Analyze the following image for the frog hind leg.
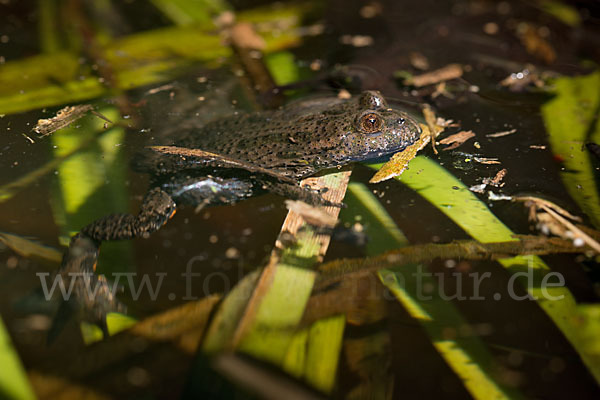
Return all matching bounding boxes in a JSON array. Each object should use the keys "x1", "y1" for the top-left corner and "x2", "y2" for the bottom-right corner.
[{"x1": 52, "y1": 188, "x2": 176, "y2": 340}]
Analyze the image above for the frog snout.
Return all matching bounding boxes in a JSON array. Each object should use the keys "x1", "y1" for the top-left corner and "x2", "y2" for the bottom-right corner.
[{"x1": 401, "y1": 115, "x2": 421, "y2": 135}]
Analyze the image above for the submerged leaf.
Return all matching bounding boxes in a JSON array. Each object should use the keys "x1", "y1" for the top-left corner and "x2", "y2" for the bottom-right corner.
[
  {"x1": 0, "y1": 232, "x2": 61, "y2": 266},
  {"x1": 0, "y1": 318, "x2": 36, "y2": 400},
  {"x1": 541, "y1": 71, "x2": 600, "y2": 228},
  {"x1": 32, "y1": 105, "x2": 102, "y2": 137},
  {"x1": 336, "y1": 182, "x2": 524, "y2": 399},
  {"x1": 376, "y1": 155, "x2": 600, "y2": 384},
  {"x1": 537, "y1": 0, "x2": 582, "y2": 27},
  {"x1": 0, "y1": 3, "x2": 321, "y2": 115},
  {"x1": 203, "y1": 171, "x2": 350, "y2": 394}
]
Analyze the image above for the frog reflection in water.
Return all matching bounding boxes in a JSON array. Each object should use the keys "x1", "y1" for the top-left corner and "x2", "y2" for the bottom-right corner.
[{"x1": 58, "y1": 90, "x2": 421, "y2": 335}]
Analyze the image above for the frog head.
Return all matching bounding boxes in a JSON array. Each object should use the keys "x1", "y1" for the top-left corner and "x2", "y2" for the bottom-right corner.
[{"x1": 341, "y1": 90, "x2": 422, "y2": 162}]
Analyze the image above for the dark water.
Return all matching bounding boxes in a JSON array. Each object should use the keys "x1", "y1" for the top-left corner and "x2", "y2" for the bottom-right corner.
[{"x1": 1, "y1": 0, "x2": 599, "y2": 399}]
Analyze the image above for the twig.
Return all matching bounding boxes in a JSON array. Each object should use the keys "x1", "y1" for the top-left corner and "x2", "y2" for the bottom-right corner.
[{"x1": 315, "y1": 235, "x2": 590, "y2": 290}]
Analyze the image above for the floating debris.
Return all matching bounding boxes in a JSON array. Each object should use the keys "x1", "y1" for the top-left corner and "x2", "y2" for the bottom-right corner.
[
  {"x1": 470, "y1": 169, "x2": 507, "y2": 194},
  {"x1": 403, "y1": 63, "x2": 463, "y2": 87},
  {"x1": 490, "y1": 194, "x2": 600, "y2": 253},
  {"x1": 339, "y1": 34, "x2": 374, "y2": 47},
  {"x1": 431, "y1": 82, "x2": 454, "y2": 99},
  {"x1": 514, "y1": 22, "x2": 556, "y2": 64},
  {"x1": 359, "y1": 2, "x2": 383, "y2": 19},
  {"x1": 409, "y1": 51, "x2": 430, "y2": 70},
  {"x1": 469, "y1": 183, "x2": 487, "y2": 194},
  {"x1": 440, "y1": 130, "x2": 476, "y2": 151},
  {"x1": 500, "y1": 67, "x2": 544, "y2": 91},
  {"x1": 473, "y1": 156, "x2": 501, "y2": 165},
  {"x1": 146, "y1": 83, "x2": 176, "y2": 95},
  {"x1": 486, "y1": 128, "x2": 517, "y2": 138},
  {"x1": 423, "y1": 104, "x2": 445, "y2": 154},
  {"x1": 21, "y1": 133, "x2": 35, "y2": 143},
  {"x1": 436, "y1": 117, "x2": 459, "y2": 128},
  {"x1": 483, "y1": 168, "x2": 507, "y2": 187},
  {"x1": 32, "y1": 104, "x2": 112, "y2": 137}
]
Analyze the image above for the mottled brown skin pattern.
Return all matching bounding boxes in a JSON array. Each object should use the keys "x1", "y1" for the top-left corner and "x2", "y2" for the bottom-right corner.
[
  {"x1": 148, "y1": 90, "x2": 421, "y2": 180},
  {"x1": 55, "y1": 91, "x2": 421, "y2": 337}
]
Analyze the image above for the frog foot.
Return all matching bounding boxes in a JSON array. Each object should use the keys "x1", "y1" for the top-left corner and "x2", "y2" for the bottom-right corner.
[{"x1": 51, "y1": 188, "x2": 176, "y2": 339}]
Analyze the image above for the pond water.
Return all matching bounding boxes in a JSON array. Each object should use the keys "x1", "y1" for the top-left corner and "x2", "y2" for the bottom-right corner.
[{"x1": 0, "y1": 0, "x2": 599, "y2": 399}]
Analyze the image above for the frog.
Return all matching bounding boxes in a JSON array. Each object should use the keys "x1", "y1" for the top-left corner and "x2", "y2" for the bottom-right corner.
[{"x1": 55, "y1": 90, "x2": 421, "y2": 337}]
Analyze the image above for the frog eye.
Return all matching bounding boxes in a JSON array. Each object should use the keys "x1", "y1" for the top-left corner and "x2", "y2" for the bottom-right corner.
[{"x1": 357, "y1": 112, "x2": 384, "y2": 134}]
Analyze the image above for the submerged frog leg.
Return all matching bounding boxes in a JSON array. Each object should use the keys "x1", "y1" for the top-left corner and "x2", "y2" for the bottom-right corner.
[
  {"x1": 52, "y1": 188, "x2": 176, "y2": 339},
  {"x1": 264, "y1": 181, "x2": 344, "y2": 208},
  {"x1": 81, "y1": 187, "x2": 177, "y2": 240}
]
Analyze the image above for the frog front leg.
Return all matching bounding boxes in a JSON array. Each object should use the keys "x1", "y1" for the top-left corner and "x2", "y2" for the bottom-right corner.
[{"x1": 54, "y1": 188, "x2": 176, "y2": 338}]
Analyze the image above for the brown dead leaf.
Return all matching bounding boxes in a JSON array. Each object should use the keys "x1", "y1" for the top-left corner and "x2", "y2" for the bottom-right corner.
[
  {"x1": 431, "y1": 82, "x2": 454, "y2": 99},
  {"x1": 486, "y1": 128, "x2": 517, "y2": 138},
  {"x1": 405, "y1": 63, "x2": 463, "y2": 87},
  {"x1": 369, "y1": 123, "x2": 431, "y2": 183},
  {"x1": 473, "y1": 156, "x2": 501, "y2": 165},
  {"x1": 339, "y1": 35, "x2": 374, "y2": 47},
  {"x1": 436, "y1": 117, "x2": 459, "y2": 128},
  {"x1": 483, "y1": 168, "x2": 507, "y2": 187},
  {"x1": 513, "y1": 195, "x2": 600, "y2": 253},
  {"x1": 439, "y1": 130, "x2": 475, "y2": 151},
  {"x1": 423, "y1": 104, "x2": 445, "y2": 154},
  {"x1": 500, "y1": 67, "x2": 544, "y2": 91},
  {"x1": 409, "y1": 51, "x2": 429, "y2": 70},
  {"x1": 515, "y1": 23, "x2": 556, "y2": 64},
  {"x1": 33, "y1": 105, "x2": 96, "y2": 137},
  {"x1": 469, "y1": 168, "x2": 507, "y2": 193}
]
